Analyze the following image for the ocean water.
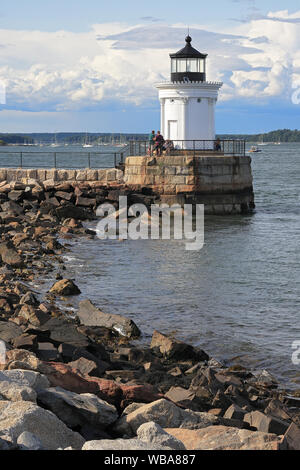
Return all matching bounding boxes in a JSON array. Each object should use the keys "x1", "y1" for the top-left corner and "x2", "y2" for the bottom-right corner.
[
  {"x1": 0, "y1": 144, "x2": 126, "y2": 169},
  {"x1": 6, "y1": 143, "x2": 300, "y2": 388}
]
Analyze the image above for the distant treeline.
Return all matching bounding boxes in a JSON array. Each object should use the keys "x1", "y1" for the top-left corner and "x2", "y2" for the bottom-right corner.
[
  {"x1": 217, "y1": 129, "x2": 300, "y2": 143},
  {"x1": 0, "y1": 134, "x2": 34, "y2": 144},
  {"x1": 1, "y1": 129, "x2": 300, "y2": 144}
]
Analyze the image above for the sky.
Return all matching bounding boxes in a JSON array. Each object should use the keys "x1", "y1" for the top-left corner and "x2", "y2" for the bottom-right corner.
[{"x1": 0, "y1": 0, "x2": 300, "y2": 134}]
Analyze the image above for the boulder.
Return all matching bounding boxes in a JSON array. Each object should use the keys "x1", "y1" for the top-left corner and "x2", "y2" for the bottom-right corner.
[
  {"x1": 55, "y1": 204, "x2": 92, "y2": 221},
  {"x1": 39, "y1": 318, "x2": 89, "y2": 348},
  {"x1": 0, "y1": 381, "x2": 36, "y2": 402},
  {"x1": 35, "y1": 362, "x2": 161, "y2": 408},
  {"x1": 137, "y1": 422, "x2": 186, "y2": 450},
  {"x1": 165, "y1": 426, "x2": 285, "y2": 450},
  {"x1": 68, "y1": 357, "x2": 100, "y2": 377},
  {"x1": 18, "y1": 305, "x2": 50, "y2": 327},
  {"x1": 19, "y1": 292, "x2": 39, "y2": 306},
  {"x1": 82, "y1": 438, "x2": 173, "y2": 451},
  {"x1": 2, "y1": 349, "x2": 41, "y2": 372},
  {"x1": 0, "y1": 401, "x2": 85, "y2": 449},
  {"x1": 0, "y1": 369, "x2": 49, "y2": 391},
  {"x1": 36, "y1": 343, "x2": 59, "y2": 361},
  {"x1": 36, "y1": 386, "x2": 118, "y2": 430},
  {"x1": 244, "y1": 410, "x2": 290, "y2": 435},
  {"x1": 12, "y1": 334, "x2": 38, "y2": 351},
  {"x1": 78, "y1": 300, "x2": 140, "y2": 339},
  {"x1": 164, "y1": 387, "x2": 197, "y2": 408},
  {"x1": 0, "y1": 322, "x2": 23, "y2": 343},
  {"x1": 17, "y1": 431, "x2": 44, "y2": 450},
  {"x1": 224, "y1": 404, "x2": 247, "y2": 421},
  {"x1": 0, "y1": 242, "x2": 23, "y2": 267},
  {"x1": 150, "y1": 330, "x2": 208, "y2": 362},
  {"x1": 283, "y1": 423, "x2": 300, "y2": 450},
  {"x1": 50, "y1": 279, "x2": 81, "y2": 296},
  {"x1": 112, "y1": 398, "x2": 219, "y2": 437}
]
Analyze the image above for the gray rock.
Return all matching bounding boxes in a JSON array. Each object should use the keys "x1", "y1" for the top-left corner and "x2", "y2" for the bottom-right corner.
[
  {"x1": 78, "y1": 299, "x2": 140, "y2": 339},
  {"x1": 0, "y1": 369, "x2": 50, "y2": 391},
  {"x1": 0, "y1": 381, "x2": 36, "y2": 403},
  {"x1": 137, "y1": 422, "x2": 186, "y2": 450},
  {"x1": 122, "y1": 402, "x2": 147, "y2": 416},
  {"x1": 113, "y1": 398, "x2": 219, "y2": 437},
  {"x1": 37, "y1": 386, "x2": 118, "y2": 429},
  {"x1": 82, "y1": 438, "x2": 174, "y2": 451},
  {"x1": 0, "y1": 401, "x2": 85, "y2": 450},
  {"x1": 17, "y1": 431, "x2": 44, "y2": 450},
  {"x1": 39, "y1": 318, "x2": 89, "y2": 348},
  {"x1": 0, "y1": 321, "x2": 23, "y2": 343}
]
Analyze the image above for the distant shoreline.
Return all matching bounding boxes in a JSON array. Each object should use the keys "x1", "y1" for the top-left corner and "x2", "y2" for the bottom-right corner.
[{"x1": 0, "y1": 129, "x2": 300, "y2": 144}]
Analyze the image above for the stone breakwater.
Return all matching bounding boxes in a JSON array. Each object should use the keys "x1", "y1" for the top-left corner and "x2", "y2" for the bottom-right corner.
[
  {"x1": 0, "y1": 153, "x2": 255, "y2": 215},
  {"x1": 0, "y1": 179, "x2": 299, "y2": 451}
]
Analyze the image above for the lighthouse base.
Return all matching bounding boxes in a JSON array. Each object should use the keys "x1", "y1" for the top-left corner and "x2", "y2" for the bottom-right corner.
[{"x1": 124, "y1": 154, "x2": 255, "y2": 215}]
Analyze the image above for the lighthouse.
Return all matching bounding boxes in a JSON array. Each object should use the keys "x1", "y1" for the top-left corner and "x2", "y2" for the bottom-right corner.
[{"x1": 155, "y1": 35, "x2": 223, "y2": 147}]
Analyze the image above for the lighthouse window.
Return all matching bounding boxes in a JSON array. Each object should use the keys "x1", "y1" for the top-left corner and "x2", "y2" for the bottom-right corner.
[
  {"x1": 171, "y1": 59, "x2": 176, "y2": 73},
  {"x1": 187, "y1": 59, "x2": 198, "y2": 73},
  {"x1": 177, "y1": 59, "x2": 187, "y2": 73},
  {"x1": 199, "y1": 59, "x2": 205, "y2": 73}
]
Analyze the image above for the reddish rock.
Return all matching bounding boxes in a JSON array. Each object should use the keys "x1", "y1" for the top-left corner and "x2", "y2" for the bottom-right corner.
[{"x1": 36, "y1": 361, "x2": 162, "y2": 408}]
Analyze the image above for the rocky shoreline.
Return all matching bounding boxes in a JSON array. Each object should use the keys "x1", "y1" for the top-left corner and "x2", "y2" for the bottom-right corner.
[{"x1": 0, "y1": 178, "x2": 299, "y2": 451}]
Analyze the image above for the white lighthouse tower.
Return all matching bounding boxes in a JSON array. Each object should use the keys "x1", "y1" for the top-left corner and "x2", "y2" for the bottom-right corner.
[{"x1": 155, "y1": 35, "x2": 222, "y2": 148}]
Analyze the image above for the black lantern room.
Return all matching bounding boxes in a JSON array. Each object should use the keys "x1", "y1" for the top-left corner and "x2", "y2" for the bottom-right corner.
[{"x1": 170, "y1": 36, "x2": 207, "y2": 83}]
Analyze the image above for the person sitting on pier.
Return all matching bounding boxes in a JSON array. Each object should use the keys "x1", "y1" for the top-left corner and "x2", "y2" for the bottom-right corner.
[
  {"x1": 214, "y1": 138, "x2": 222, "y2": 152},
  {"x1": 154, "y1": 131, "x2": 165, "y2": 156},
  {"x1": 163, "y1": 139, "x2": 174, "y2": 155}
]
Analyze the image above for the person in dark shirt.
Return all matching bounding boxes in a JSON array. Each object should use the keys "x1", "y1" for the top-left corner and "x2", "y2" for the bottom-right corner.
[{"x1": 155, "y1": 131, "x2": 165, "y2": 156}]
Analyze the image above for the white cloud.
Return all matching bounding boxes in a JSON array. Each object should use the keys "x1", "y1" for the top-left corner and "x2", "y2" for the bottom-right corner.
[{"x1": 0, "y1": 12, "x2": 299, "y2": 112}]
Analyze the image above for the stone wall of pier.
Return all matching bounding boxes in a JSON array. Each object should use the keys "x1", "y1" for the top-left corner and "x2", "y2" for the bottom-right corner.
[
  {"x1": 124, "y1": 155, "x2": 255, "y2": 214},
  {"x1": 0, "y1": 168, "x2": 124, "y2": 184}
]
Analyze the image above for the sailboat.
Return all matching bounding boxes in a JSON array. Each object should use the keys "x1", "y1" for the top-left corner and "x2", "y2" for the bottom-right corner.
[
  {"x1": 51, "y1": 133, "x2": 60, "y2": 147},
  {"x1": 257, "y1": 135, "x2": 268, "y2": 146},
  {"x1": 83, "y1": 133, "x2": 93, "y2": 148}
]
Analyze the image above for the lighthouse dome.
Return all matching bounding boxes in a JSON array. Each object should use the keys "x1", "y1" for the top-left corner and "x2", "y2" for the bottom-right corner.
[{"x1": 170, "y1": 36, "x2": 207, "y2": 83}]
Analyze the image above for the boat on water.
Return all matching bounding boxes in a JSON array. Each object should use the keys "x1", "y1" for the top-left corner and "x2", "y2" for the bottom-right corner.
[
  {"x1": 83, "y1": 132, "x2": 93, "y2": 148},
  {"x1": 249, "y1": 146, "x2": 262, "y2": 153}
]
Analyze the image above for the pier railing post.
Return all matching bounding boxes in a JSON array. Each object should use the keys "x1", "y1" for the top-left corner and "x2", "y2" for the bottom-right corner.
[
  {"x1": 88, "y1": 153, "x2": 91, "y2": 169},
  {"x1": 54, "y1": 153, "x2": 57, "y2": 168},
  {"x1": 20, "y1": 152, "x2": 23, "y2": 168}
]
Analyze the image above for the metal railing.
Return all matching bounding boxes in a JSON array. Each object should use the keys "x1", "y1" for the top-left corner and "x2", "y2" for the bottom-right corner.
[
  {"x1": 0, "y1": 148, "x2": 130, "y2": 169},
  {"x1": 129, "y1": 139, "x2": 246, "y2": 157}
]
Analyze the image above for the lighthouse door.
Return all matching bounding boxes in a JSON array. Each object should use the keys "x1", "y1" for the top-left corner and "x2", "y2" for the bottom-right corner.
[{"x1": 168, "y1": 120, "x2": 178, "y2": 141}]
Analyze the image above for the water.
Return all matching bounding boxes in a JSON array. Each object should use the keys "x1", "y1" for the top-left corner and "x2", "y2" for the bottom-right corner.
[
  {"x1": 0, "y1": 144, "x2": 126, "y2": 169},
  {"x1": 10, "y1": 142, "x2": 300, "y2": 388}
]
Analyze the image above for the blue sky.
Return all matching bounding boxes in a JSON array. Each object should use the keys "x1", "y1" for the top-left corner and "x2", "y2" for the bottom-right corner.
[{"x1": 0, "y1": 0, "x2": 299, "y2": 133}]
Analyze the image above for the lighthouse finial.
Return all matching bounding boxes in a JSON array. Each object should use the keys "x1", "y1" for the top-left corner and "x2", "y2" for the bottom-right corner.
[{"x1": 186, "y1": 28, "x2": 192, "y2": 45}]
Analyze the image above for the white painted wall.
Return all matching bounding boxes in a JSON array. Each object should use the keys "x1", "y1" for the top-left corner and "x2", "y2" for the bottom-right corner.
[{"x1": 155, "y1": 81, "x2": 222, "y2": 148}]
